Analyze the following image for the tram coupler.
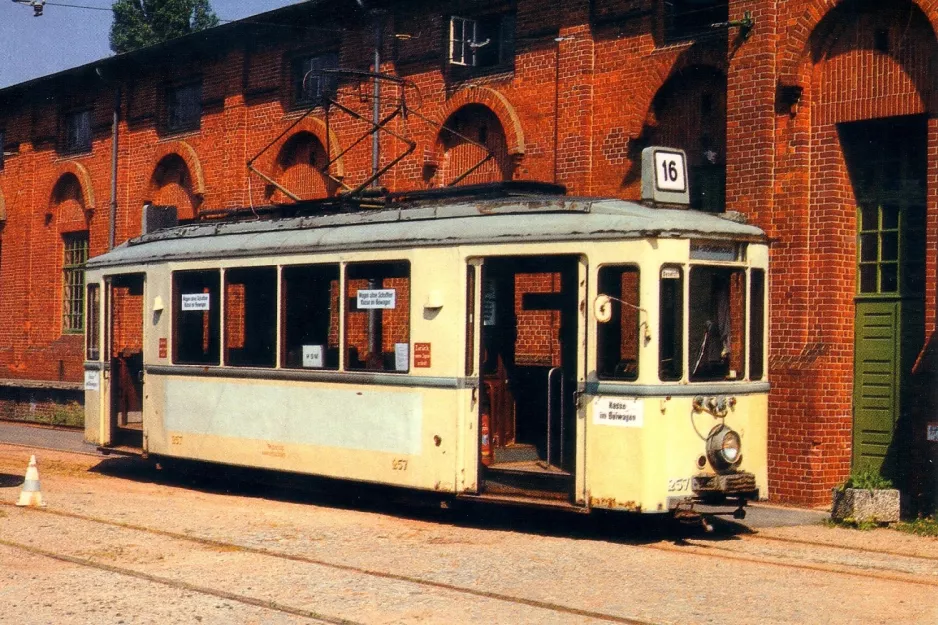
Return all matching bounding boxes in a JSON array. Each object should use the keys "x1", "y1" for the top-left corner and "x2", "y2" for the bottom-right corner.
[{"x1": 672, "y1": 503, "x2": 713, "y2": 532}]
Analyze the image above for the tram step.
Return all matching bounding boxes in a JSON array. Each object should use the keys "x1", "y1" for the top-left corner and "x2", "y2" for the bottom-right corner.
[
  {"x1": 483, "y1": 467, "x2": 572, "y2": 501},
  {"x1": 493, "y1": 444, "x2": 540, "y2": 464}
]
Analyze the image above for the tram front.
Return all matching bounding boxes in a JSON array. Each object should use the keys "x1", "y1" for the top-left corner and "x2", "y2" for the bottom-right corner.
[{"x1": 585, "y1": 148, "x2": 768, "y2": 522}]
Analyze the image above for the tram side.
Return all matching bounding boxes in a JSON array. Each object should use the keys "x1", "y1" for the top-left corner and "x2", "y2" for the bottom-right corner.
[
  {"x1": 85, "y1": 246, "x2": 475, "y2": 495},
  {"x1": 82, "y1": 199, "x2": 769, "y2": 516}
]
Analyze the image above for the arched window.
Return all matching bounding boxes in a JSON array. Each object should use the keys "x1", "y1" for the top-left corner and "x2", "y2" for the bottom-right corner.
[{"x1": 435, "y1": 104, "x2": 512, "y2": 186}]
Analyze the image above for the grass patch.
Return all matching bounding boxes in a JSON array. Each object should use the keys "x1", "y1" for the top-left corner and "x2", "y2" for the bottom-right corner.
[
  {"x1": 825, "y1": 518, "x2": 881, "y2": 531},
  {"x1": 893, "y1": 516, "x2": 938, "y2": 537},
  {"x1": 50, "y1": 402, "x2": 84, "y2": 428},
  {"x1": 836, "y1": 470, "x2": 893, "y2": 491}
]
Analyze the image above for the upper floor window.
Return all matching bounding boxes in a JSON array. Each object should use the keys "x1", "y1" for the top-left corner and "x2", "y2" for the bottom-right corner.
[
  {"x1": 291, "y1": 52, "x2": 339, "y2": 107},
  {"x1": 63, "y1": 109, "x2": 92, "y2": 154},
  {"x1": 166, "y1": 82, "x2": 202, "y2": 133},
  {"x1": 62, "y1": 232, "x2": 89, "y2": 333},
  {"x1": 448, "y1": 14, "x2": 515, "y2": 73},
  {"x1": 664, "y1": 0, "x2": 728, "y2": 41}
]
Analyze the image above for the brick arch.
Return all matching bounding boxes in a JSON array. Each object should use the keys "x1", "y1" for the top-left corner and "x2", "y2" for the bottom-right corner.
[
  {"x1": 625, "y1": 48, "x2": 728, "y2": 139},
  {"x1": 262, "y1": 117, "x2": 345, "y2": 181},
  {"x1": 49, "y1": 161, "x2": 95, "y2": 211},
  {"x1": 148, "y1": 140, "x2": 206, "y2": 197},
  {"x1": 439, "y1": 86, "x2": 525, "y2": 156},
  {"x1": 779, "y1": 0, "x2": 938, "y2": 86}
]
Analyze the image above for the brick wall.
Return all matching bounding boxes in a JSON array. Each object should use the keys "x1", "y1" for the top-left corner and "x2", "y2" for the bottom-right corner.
[{"x1": 0, "y1": 0, "x2": 937, "y2": 505}]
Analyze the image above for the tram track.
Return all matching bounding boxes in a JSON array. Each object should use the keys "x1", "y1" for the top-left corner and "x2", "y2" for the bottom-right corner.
[
  {"x1": 0, "y1": 502, "x2": 657, "y2": 625},
  {"x1": 4, "y1": 500, "x2": 938, "y2": 603},
  {"x1": 0, "y1": 535, "x2": 360, "y2": 625}
]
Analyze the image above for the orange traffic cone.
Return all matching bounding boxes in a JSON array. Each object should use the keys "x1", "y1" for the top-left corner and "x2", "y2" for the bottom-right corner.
[{"x1": 16, "y1": 455, "x2": 45, "y2": 507}]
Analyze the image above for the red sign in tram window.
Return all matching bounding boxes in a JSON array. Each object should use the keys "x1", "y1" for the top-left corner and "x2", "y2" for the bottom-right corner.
[
  {"x1": 414, "y1": 342, "x2": 431, "y2": 368},
  {"x1": 158, "y1": 338, "x2": 168, "y2": 359}
]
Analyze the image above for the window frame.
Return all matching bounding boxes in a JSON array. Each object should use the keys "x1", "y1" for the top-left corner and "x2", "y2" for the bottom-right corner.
[
  {"x1": 165, "y1": 81, "x2": 203, "y2": 134},
  {"x1": 344, "y1": 260, "x2": 412, "y2": 374},
  {"x1": 662, "y1": 0, "x2": 729, "y2": 43},
  {"x1": 86, "y1": 282, "x2": 101, "y2": 361},
  {"x1": 281, "y1": 263, "x2": 341, "y2": 370},
  {"x1": 223, "y1": 266, "x2": 278, "y2": 368},
  {"x1": 62, "y1": 232, "x2": 89, "y2": 334},
  {"x1": 658, "y1": 264, "x2": 684, "y2": 382},
  {"x1": 446, "y1": 13, "x2": 515, "y2": 76},
  {"x1": 62, "y1": 108, "x2": 92, "y2": 155},
  {"x1": 290, "y1": 51, "x2": 340, "y2": 108},
  {"x1": 172, "y1": 269, "x2": 221, "y2": 366},
  {"x1": 596, "y1": 264, "x2": 641, "y2": 382}
]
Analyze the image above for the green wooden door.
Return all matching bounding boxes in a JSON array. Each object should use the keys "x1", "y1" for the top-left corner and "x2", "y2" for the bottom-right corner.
[
  {"x1": 845, "y1": 116, "x2": 927, "y2": 479},
  {"x1": 853, "y1": 301, "x2": 900, "y2": 474}
]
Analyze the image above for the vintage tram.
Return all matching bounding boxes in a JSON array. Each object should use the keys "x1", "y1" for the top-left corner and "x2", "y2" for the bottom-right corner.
[{"x1": 83, "y1": 150, "x2": 768, "y2": 519}]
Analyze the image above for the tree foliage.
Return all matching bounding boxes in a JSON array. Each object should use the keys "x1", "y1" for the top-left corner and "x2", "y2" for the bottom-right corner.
[{"x1": 110, "y1": 0, "x2": 220, "y2": 54}]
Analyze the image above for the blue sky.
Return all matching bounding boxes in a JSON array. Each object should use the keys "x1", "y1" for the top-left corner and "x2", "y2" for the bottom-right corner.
[{"x1": 0, "y1": 0, "x2": 304, "y2": 88}]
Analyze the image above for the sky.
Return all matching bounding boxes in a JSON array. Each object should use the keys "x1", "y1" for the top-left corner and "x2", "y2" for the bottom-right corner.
[{"x1": 0, "y1": 0, "x2": 305, "y2": 88}]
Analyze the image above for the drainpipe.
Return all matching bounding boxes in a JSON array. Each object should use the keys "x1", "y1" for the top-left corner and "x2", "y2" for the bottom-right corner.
[{"x1": 109, "y1": 86, "x2": 120, "y2": 250}]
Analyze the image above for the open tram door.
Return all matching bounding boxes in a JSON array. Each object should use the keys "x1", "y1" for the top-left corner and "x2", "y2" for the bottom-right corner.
[
  {"x1": 102, "y1": 273, "x2": 146, "y2": 451},
  {"x1": 476, "y1": 255, "x2": 586, "y2": 504}
]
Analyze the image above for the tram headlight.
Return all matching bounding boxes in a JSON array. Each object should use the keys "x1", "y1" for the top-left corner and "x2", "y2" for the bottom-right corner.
[{"x1": 706, "y1": 424, "x2": 742, "y2": 474}]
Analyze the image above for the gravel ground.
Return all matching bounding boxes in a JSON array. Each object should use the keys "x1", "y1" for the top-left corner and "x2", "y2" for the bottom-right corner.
[{"x1": 1, "y1": 444, "x2": 937, "y2": 624}]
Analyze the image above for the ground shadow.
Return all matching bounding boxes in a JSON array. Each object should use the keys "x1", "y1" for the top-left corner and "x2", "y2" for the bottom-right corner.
[
  {"x1": 89, "y1": 456, "x2": 757, "y2": 545},
  {"x1": 0, "y1": 472, "x2": 23, "y2": 488}
]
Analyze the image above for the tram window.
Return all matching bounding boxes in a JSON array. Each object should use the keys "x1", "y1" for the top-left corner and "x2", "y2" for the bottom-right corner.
[
  {"x1": 282, "y1": 264, "x2": 340, "y2": 370},
  {"x1": 86, "y1": 283, "x2": 100, "y2": 361},
  {"x1": 597, "y1": 266, "x2": 640, "y2": 381},
  {"x1": 345, "y1": 261, "x2": 411, "y2": 373},
  {"x1": 172, "y1": 270, "x2": 220, "y2": 365},
  {"x1": 749, "y1": 269, "x2": 765, "y2": 380},
  {"x1": 689, "y1": 267, "x2": 746, "y2": 382},
  {"x1": 659, "y1": 266, "x2": 684, "y2": 381},
  {"x1": 224, "y1": 267, "x2": 277, "y2": 368}
]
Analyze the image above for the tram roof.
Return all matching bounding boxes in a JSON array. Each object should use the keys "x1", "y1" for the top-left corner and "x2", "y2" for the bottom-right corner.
[{"x1": 87, "y1": 194, "x2": 766, "y2": 269}]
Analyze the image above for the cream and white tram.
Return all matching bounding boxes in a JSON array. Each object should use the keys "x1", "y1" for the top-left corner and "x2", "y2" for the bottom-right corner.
[{"x1": 83, "y1": 155, "x2": 769, "y2": 519}]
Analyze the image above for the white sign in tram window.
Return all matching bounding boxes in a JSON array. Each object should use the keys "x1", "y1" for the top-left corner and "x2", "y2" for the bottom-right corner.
[
  {"x1": 593, "y1": 396, "x2": 644, "y2": 428},
  {"x1": 357, "y1": 289, "x2": 396, "y2": 309},
  {"x1": 181, "y1": 293, "x2": 211, "y2": 311},
  {"x1": 84, "y1": 370, "x2": 100, "y2": 391},
  {"x1": 395, "y1": 343, "x2": 409, "y2": 372},
  {"x1": 653, "y1": 149, "x2": 687, "y2": 193},
  {"x1": 302, "y1": 345, "x2": 324, "y2": 368}
]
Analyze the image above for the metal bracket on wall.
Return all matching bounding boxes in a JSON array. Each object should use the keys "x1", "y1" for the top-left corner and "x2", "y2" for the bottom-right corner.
[{"x1": 711, "y1": 10, "x2": 754, "y2": 41}]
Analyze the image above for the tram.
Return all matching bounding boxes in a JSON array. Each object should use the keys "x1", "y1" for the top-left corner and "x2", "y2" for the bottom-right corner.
[{"x1": 83, "y1": 148, "x2": 768, "y2": 518}]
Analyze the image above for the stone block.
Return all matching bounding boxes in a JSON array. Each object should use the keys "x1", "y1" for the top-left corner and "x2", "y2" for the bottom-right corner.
[{"x1": 830, "y1": 488, "x2": 900, "y2": 524}]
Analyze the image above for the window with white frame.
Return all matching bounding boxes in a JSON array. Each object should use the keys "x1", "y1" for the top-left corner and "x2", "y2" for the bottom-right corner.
[{"x1": 448, "y1": 14, "x2": 514, "y2": 71}]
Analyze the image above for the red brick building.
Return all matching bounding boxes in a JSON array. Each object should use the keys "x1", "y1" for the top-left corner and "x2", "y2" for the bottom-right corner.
[{"x1": 0, "y1": 0, "x2": 936, "y2": 507}]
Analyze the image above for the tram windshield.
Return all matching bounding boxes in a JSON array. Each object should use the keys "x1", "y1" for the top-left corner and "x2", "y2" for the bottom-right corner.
[{"x1": 688, "y1": 266, "x2": 746, "y2": 382}]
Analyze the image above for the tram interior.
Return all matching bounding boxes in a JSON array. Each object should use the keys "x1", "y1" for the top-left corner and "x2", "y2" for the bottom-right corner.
[{"x1": 480, "y1": 256, "x2": 578, "y2": 500}]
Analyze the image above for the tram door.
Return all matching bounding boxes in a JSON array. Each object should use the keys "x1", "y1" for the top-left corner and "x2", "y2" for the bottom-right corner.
[
  {"x1": 106, "y1": 274, "x2": 146, "y2": 449},
  {"x1": 479, "y1": 256, "x2": 582, "y2": 500}
]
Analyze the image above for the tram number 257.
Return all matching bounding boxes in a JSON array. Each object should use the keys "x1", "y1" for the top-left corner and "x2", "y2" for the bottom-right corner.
[
  {"x1": 392, "y1": 459, "x2": 409, "y2": 471},
  {"x1": 667, "y1": 477, "x2": 692, "y2": 493}
]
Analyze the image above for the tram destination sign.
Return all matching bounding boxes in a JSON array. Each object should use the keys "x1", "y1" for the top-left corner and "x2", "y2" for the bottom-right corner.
[
  {"x1": 593, "y1": 396, "x2": 644, "y2": 428},
  {"x1": 357, "y1": 289, "x2": 396, "y2": 309},
  {"x1": 181, "y1": 293, "x2": 211, "y2": 311}
]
